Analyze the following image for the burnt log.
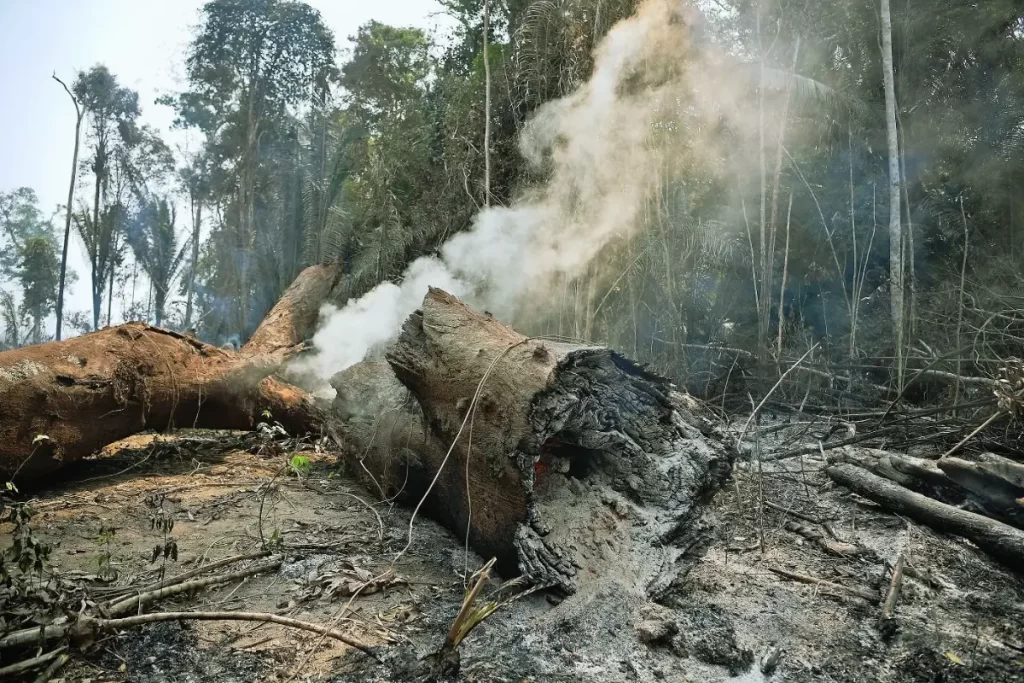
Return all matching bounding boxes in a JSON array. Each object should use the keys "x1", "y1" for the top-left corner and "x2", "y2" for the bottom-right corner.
[
  {"x1": 827, "y1": 463, "x2": 1024, "y2": 569},
  {"x1": 0, "y1": 265, "x2": 341, "y2": 483},
  {"x1": 335, "y1": 288, "x2": 731, "y2": 593},
  {"x1": 828, "y1": 448, "x2": 1024, "y2": 529}
]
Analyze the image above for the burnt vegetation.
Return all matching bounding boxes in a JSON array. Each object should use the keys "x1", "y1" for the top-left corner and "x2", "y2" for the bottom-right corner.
[{"x1": 2, "y1": 0, "x2": 1024, "y2": 681}]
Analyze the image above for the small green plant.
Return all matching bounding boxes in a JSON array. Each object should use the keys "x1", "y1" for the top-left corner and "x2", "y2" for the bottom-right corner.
[
  {"x1": 5, "y1": 503, "x2": 51, "y2": 577},
  {"x1": 145, "y1": 494, "x2": 178, "y2": 580},
  {"x1": 288, "y1": 454, "x2": 311, "y2": 478},
  {"x1": 267, "y1": 527, "x2": 284, "y2": 551},
  {"x1": 96, "y1": 523, "x2": 118, "y2": 581}
]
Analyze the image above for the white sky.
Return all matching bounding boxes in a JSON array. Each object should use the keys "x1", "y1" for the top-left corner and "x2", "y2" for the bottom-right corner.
[{"x1": 0, "y1": 0, "x2": 448, "y2": 322}]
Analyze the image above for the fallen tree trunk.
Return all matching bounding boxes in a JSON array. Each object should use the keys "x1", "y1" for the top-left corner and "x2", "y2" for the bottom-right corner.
[
  {"x1": 827, "y1": 448, "x2": 1024, "y2": 529},
  {"x1": 827, "y1": 463, "x2": 1024, "y2": 569},
  {"x1": 335, "y1": 288, "x2": 731, "y2": 592},
  {"x1": 0, "y1": 264, "x2": 341, "y2": 483},
  {"x1": 4, "y1": 278, "x2": 731, "y2": 602}
]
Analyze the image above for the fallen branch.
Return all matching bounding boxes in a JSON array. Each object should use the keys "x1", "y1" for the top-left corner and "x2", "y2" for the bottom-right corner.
[
  {"x1": 764, "y1": 499, "x2": 826, "y2": 524},
  {"x1": 782, "y1": 521, "x2": 862, "y2": 557},
  {"x1": 1, "y1": 560, "x2": 283, "y2": 649},
  {"x1": 765, "y1": 426, "x2": 901, "y2": 462},
  {"x1": 939, "y1": 411, "x2": 1005, "y2": 459},
  {"x1": 101, "y1": 549, "x2": 271, "y2": 602},
  {"x1": 89, "y1": 611, "x2": 376, "y2": 658},
  {"x1": 881, "y1": 552, "x2": 906, "y2": 622},
  {"x1": 766, "y1": 566, "x2": 879, "y2": 602},
  {"x1": 736, "y1": 343, "x2": 820, "y2": 448},
  {"x1": 826, "y1": 464, "x2": 1024, "y2": 568},
  {"x1": 106, "y1": 558, "x2": 282, "y2": 617},
  {"x1": 0, "y1": 646, "x2": 67, "y2": 677},
  {"x1": 32, "y1": 652, "x2": 69, "y2": 683}
]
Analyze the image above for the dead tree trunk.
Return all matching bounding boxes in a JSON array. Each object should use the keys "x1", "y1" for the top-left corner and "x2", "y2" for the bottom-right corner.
[
  {"x1": 335, "y1": 288, "x2": 731, "y2": 593},
  {"x1": 0, "y1": 264, "x2": 341, "y2": 483},
  {"x1": 828, "y1": 463, "x2": 1024, "y2": 569}
]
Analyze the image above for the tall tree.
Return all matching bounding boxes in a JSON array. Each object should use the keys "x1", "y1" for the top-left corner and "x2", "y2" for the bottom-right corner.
[
  {"x1": 52, "y1": 74, "x2": 84, "y2": 341},
  {"x1": 178, "y1": 155, "x2": 212, "y2": 331},
  {"x1": 126, "y1": 198, "x2": 190, "y2": 327},
  {"x1": 174, "y1": 0, "x2": 336, "y2": 337},
  {"x1": 0, "y1": 188, "x2": 63, "y2": 346},
  {"x1": 72, "y1": 65, "x2": 141, "y2": 330},
  {"x1": 0, "y1": 188, "x2": 46, "y2": 278},
  {"x1": 17, "y1": 236, "x2": 60, "y2": 344},
  {"x1": 880, "y1": 0, "x2": 904, "y2": 388},
  {"x1": 483, "y1": 0, "x2": 491, "y2": 207}
]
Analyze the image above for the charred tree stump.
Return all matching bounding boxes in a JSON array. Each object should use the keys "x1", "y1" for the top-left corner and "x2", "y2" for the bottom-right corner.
[
  {"x1": 0, "y1": 265, "x2": 341, "y2": 483},
  {"x1": 337, "y1": 288, "x2": 732, "y2": 595}
]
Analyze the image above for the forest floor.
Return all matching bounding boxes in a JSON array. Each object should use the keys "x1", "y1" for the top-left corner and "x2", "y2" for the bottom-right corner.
[{"x1": 3, "y1": 423, "x2": 1023, "y2": 682}]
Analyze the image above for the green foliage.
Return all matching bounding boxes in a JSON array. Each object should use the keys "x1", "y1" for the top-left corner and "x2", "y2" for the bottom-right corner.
[
  {"x1": 4, "y1": 0, "x2": 1021, "y2": 394},
  {"x1": 145, "y1": 493, "x2": 178, "y2": 579},
  {"x1": 0, "y1": 188, "x2": 64, "y2": 345},
  {"x1": 165, "y1": 0, "x2": 337, "y2": 339},
  {"x1": 0, "y1": 187, "x2": 49, "y2": 279},
  {"x1": 96, "y1": 523, "x2": 118, "y2": 581},
  {"x1": 288, "y1": 454, "x2": 312, "y2": 477},
  {"x1": 2, "y1": 503, "x2": 51, "y2": 581},
  {"x1": 126, "y1": 198, "x2": 191, "y2": 326},
  {"x1": 341, "y1": 21, "x2": 431, "y2": 121},
  {"x1": 17, "y1": 236, "x2": 60, "y2": 343}
]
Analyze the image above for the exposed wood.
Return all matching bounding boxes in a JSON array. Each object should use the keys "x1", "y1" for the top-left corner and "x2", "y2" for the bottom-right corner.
[
  {"x1": 881, "y1": 551, "x2": 906, "y2": 623},
  {"x1": 767, "y1": 565, "x2": 879, "y2": 602},
  {"x1": 0, "y1": 265, "x2": 339, "y2": 483},
  {"x1": 339, "y1": 288, "x2": 731, "y2": 593},
  {"x1": 245, "y1": 263, "x2": 342, "y2": 355},
  {"x1": 827, "y1": 463, "x2": 1024, "y2": 569},
  {"x1": 828, "y1": 448, "x2": 955, "y2": 493},
  {"x1": 782, "y1": 520, "x2": 862, "y2": 557}
]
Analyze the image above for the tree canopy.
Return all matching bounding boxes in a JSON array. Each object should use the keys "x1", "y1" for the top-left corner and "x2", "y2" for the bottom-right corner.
[{"x1": 4, "y1": 0, "x2": 1024, "y2": 398}]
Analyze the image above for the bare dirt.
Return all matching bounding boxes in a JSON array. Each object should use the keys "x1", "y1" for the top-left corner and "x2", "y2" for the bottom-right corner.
[{"x1": 3, "y1": 422, "x2": 1023, "y2": 682}]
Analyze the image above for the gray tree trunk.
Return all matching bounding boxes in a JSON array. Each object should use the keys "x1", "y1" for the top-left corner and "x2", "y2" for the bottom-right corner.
[
  {"x1": 881, "y1": 0, "x2": 905, "y2": 388},
  {"x1": 53, "y1": 75, "x2": 83, "y2": 342},
  {"x1": 483, "y1": 0, "x2": 491, "y2": 207}
]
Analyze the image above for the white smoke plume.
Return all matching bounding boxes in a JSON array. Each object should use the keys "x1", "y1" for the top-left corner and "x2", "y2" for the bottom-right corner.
[{"x1": 295, "y1": 0, "x2": 726, "y2": 389}]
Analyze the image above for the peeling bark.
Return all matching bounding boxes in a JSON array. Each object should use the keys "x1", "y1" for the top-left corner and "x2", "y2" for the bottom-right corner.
[{"x1": 0, "y1": 265, "x2": 339, "y2": 483}]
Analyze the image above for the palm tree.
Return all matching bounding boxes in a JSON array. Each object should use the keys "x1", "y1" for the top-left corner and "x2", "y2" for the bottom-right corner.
[{"x1": 126, "y1": 198, "x2": 190, "y2": 327}]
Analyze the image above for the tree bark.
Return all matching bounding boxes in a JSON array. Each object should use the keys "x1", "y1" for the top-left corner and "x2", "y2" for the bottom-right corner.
[
  {"x1": 53, "y1": 74, "x2": 84, "y2": 342},
  {"x1": 880, "y1": 0, "x2": 905, "y2": 389},
  {"x1": 184, "y1": 198, "x2": 201, "y2": 330},
  {"x1": 483, "y1": 0, "x2": 491, "y2": 208},
  {"x1": 4, "y1": 278, "x2": 730, "y2": 604},
  {"x1": 0, "y1": 264, "x2": 340, "y2": 484},
  {"x1": 827, "y1": 463, "x2": 1024, "y2": 569},
  {"x1": 336, "y1": 288, "x2": 731, "y2": 592}
]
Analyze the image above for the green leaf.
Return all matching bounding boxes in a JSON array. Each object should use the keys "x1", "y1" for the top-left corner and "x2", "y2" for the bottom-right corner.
[{"x1": 289, "y1": 454, "x2": 311, "y2": 476}]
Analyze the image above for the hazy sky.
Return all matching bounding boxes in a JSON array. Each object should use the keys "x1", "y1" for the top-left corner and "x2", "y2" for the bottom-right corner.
[{"x1": 0, "y1": 0, "x2": 447, "y2": 318}]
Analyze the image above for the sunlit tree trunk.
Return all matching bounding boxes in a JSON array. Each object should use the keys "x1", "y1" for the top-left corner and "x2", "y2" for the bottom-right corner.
[{"x1": 880, "y1": 0, "x2": 905, "y2": 389}]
